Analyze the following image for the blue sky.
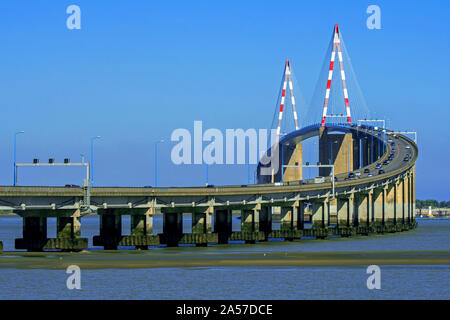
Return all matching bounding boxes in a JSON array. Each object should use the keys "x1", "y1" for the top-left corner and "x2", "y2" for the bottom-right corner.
[{"x1": 0, "y1": 1, "x2": 448, "y2": 200}]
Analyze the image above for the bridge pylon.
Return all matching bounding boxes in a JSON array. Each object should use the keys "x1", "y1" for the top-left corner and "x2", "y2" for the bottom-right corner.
[{"x1": 320, "y1": 24, "x2": 352, "y2": 126}]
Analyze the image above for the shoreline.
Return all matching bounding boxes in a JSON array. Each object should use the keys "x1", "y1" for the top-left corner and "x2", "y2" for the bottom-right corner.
[{"x1": 0, "y1": 249, "x2": 449, "y2": 270}]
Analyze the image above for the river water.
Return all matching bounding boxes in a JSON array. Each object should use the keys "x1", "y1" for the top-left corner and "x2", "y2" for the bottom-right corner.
[{"x1": 0, "y1": 216, "x2": 449, "y2": 299}]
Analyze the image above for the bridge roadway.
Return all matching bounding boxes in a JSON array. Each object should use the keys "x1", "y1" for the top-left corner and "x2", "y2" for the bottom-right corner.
[{"x1": 0, "y1": 124, "x2": 418, "y2": 251}]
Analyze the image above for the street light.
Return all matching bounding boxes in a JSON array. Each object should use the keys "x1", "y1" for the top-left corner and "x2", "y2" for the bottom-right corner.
[
  {"x1": 155, "y1": 139, "x2": 164, "y2": 187},
  {"x1": 13, "y1": 130, "x2": 25, "y2": 186},
  {"x1": 90, "y1": 136, "x2": 101, "y2": 186}
]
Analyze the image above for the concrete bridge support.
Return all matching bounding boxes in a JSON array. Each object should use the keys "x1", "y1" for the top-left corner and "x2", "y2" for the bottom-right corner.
[
  {"x1": 129, "y1": 209, "x2": 159, "y2": 249},
  {"x1": 385, "y1": 184, "x2": 396, "y2": 227},
  {"x1": 162, "y1": 210, "x2": 183, "y2": 247},
  {"x1": 93, "y1": 209, "x2": 122, "y2": 250},
  {"x1": 373, "y1": 188, "x2": 385, "y2": 230},
  {"x1": 215, "y1": 208, "x2": 232, "y2": 244},
  {"x1": 319, "y1": 131, "x2": 354, "y2": 176},
  {"x1": 259, "y1": 206, "x2": 272, "y2": 240},
  {"x1": 15, "y1": 216, "x2": 47, "y2": 251},
  {"x1": 328, "y1": 198, "x2": 338, "y2": 225},
  {"x1": 15, "y1": 209, "x2": 88, "y2": 251},
  {"x1": 283, "y1": 143, "x2": 303, "y2": 182},
  {"x1": 189, "y1": 207, "x2": 217, "y2": 246},
  {"x1": 230, "y1": 207, "x2": 265, "y2": 243},
  {"x1": 336, "y1": 195, "x2": 355, "y2": 236},
  {"x1": 354, "y1": 193, "x2": 372, "y2": 234},
  {"x1": 271, "y1": 203, "x2": 302, "y2": 240},
  {"x1": 94, "y1": 208, "x2": 160, "y2": 249}
]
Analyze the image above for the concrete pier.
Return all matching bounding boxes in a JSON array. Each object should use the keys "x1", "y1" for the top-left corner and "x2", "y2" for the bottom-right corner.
[
  {"x1": 188, "y1": 207, "x2": 217, "y2": 246},
  {"x1": 230, "y1": 207, "x2": 265, "y2": 243},
  {"x1": 15, "y1": 210, "x2": 88, "y2": 251},
  {"x1": 215, "y1": 208, "x2": 232, "y2": 244},
  {"x1": 319, "y1": 130, "x2": 354, "y2": 176},
  {"x1": 93, "y1": 208, "x2": 160, "y2": 249}
]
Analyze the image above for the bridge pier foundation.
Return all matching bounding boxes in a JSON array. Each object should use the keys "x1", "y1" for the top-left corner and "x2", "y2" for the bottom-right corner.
[
  {"x1": 337, "y1": 196, "x2": 355, "y2": 236},
  {"x1": 189, "y1": 207, "x2": 217, "y2": 246},
  {"x1": 235, "y1": 208, "x2": 264, "y2": 244},
  {"x1": 355, "y1": 193, "x2": 372, "y2": 235},
  {"x1": 259, "y1": 207, "x2": 272, "y2": 241},
  {"x1": 15, "y1": 210, "x2": 88, "y2": 251},
  {"x1": 93, "y1": 210, "x2": 122, "y2": 250},
  {"x1": 373, "y1": 188, "x2": 385, "y2": 232},
  {"x1": 94, "y1": 208, "x2": 160, "y2": 249},
  {"x1": 129, "y1": 210, "x2": 158, "y2": 249},
  {"x1": 162, "y1": 210, "x2": 183, "y2": 247},
  {"x1": 270, "y1": 203, "x2": 302, "y2": 240},
  {"x1": 311, "y1": 200, "x2": 329, "y2": 239},
  {"x1": 214, "y1": 208, "x2": 232, "y2": 244},
  {"x1": 15, "y1": 216, "x2": 47, "y2": 251}
]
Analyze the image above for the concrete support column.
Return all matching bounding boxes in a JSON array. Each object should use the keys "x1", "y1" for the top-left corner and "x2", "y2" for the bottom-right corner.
[
  {"x1": 311, "y1": 200, "x2": 326, "y2": 229},
  {"x1": 130, "y1": 211, "x2": 154, "y2": 249},
  {"x1": 385, "y1": 184, "x2": 395, "y2": 226},
  {"x1": 131, "y1": 213, "x2": 153, "y2": 237},
  {"x1": 214, "y1": 208, "x2": 232, "y2": 244},
  {"x1": 57, "y1": 216, "x2": 81, "y2": 239},
  {"x1": 401, "y1": 178, "x2": 406, "y2": 224},
  {"x1": 355, "y1": 194, "x2": 370, "y2": 227},
  {"x1": 373, "y1": 188, "x2": 384, "y2": 226},
  {"x1": 395, "y1": 180, "x2": 403, "y2": 224},
  {"x1": 319, "y1": 132, "x2": 354, "y2": 176},
  {"x1": 337, "y1": 197, "x2": 348, "y2": 227},
  {"x1": 163, "y1": 210, "x2": 183, "y2": 247},
  {"x1": 283, "y1": 142, "x2": 303, "y2": 182},
  {"x1": 98, "y1": 210, "x2": 122, "y2": 250},
  {"x1": 297, "y1": 201, "x2": 305, "y2": 230},
  {"x1": 328, "y1": 198, "x2": 338, "y2": 225},
  {"x1": 259, "y1": 206, "x2": 272, "y2": 240},
  {"x1": 280, "y1": 206, "x2": 298, "y2": 230},
  {"x1": 407, "y1": 174, "x2": 411, "y2": 223},
  {"x1": 238, "y1": 208, "x2": 261, "y2": 243},
  {"x1": 241, "y1": 209, "x2": 254, "y2": 232},
  {"x1": 16, "y1": 217, "x2": 47, "y2": 251}
]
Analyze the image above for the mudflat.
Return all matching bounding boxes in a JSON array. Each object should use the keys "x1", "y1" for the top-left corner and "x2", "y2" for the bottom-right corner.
[{"x1": 0, "y1": 250, "x2": 449, "y2": 269}]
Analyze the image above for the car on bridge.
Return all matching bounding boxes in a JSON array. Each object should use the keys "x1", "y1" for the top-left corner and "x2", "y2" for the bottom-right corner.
[
  {"x1": 375, "y1": 163, "x2": 382, "y2": 169},
  {"x1": 378, "y1": 169, "x2": 385, "y2": 174},
  {"x1": 65, "y1": 184, "x2": 80, "y2": 188},
  {"x1": 364, "y1": 168, "x2": 370, "y2": 173}
]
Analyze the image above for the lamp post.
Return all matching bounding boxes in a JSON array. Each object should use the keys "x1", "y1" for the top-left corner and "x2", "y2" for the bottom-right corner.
[
  {"x1": 155, "y1": 139, "x2": 164, "y2": 187},
  {"x1": 90, "y1": 136, "x2": 101, "y2": 186},
  {"x1": 13, "y1": 131, "x2": 25, "y2": 186}
]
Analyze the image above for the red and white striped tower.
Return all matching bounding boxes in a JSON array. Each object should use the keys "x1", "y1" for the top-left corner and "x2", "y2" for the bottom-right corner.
[
  {"x1": 320, "y1": 24, "x2": 352, "y2": 127},
  {"x1": 275, "y1": 59, "x2": 300, "y2": 142}
]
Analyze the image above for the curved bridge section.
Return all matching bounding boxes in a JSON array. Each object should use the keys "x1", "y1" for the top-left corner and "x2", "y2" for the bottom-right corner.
[{"x1": 0, "y1": 124, "x2": 417, "y2": 251}]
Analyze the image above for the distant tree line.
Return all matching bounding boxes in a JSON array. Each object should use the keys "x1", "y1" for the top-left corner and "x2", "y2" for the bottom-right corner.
[{"x1": 416, "y1": 199, "x2": 450, "y2": 209}]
